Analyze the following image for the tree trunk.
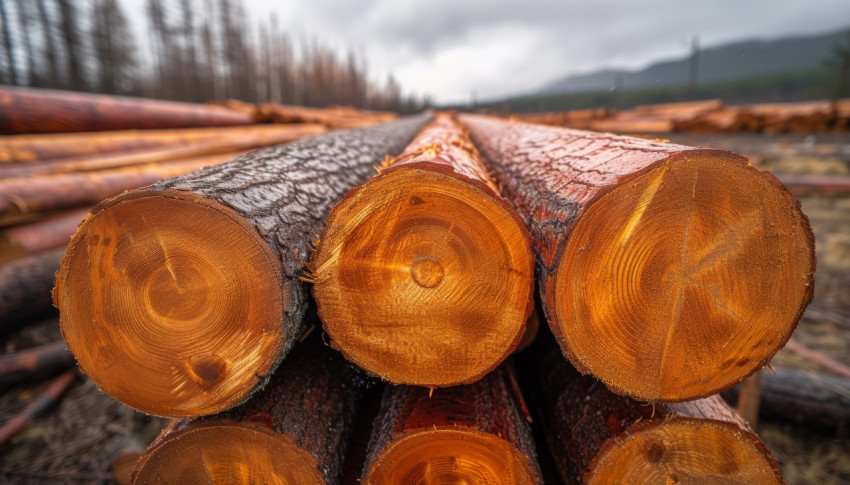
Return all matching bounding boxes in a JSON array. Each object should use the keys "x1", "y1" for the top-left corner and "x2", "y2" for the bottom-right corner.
[
  {"x1": 362, "y1": 367, "x2": 541, "y2": 484},
  {"x1": 0, "y1": 247, "x2": 63, "y2": 328},
  {"x1": 0, "y1": 207, "x2": 88, "y2": 263},
  {"x1": 54, "y1": 115, "x2": 428, "y2": 417},
  {"x1": 534, "y1": 351, "x2": 783, "y2": 484},
  {"x1": 0, "y1": 86, "x2": 255, "y2": 134},
  {"x1": 312, "y1": 113, "x2": 534, "y2": 387},
  {"x1": 722, "y1": 366, "x2": 850, "y2": 428},
  {"x1": 459, "y1": 114, "x2": 815, "y2": 403},
  {"x1": 0, "y1": 124, "x2": 324, "y2": 177},
  {"x1": 0, "y1": 151, "x2": 246, "y2": 224},
  {"x1": 0, "y1": 123, "x2": 323, "y2": 163},
  {"x1": 132, "y1": 337, "x2": 364, "y2": 484},
  {"x1": 0, "y1": 341, "x2": 75, "y2": 390}
]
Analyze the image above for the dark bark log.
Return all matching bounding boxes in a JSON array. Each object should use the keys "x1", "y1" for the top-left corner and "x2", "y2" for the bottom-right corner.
[
  {"x1": 55, "y1": 114, "x2": 429, "y2": 417},
  {"x1": 0, "y1": 248, "x2": 63, "y2": 329},
  {"x1": 0, "y1": 123, "x2": 324, "y2": 163},
  {"x1": 722, "y1": 366, "x2": 850, "y2": 428},
  {"x1": 0, "y1": 341, "x2": 75, "y2": 390},
  {"x1": 110, "y1": 437, "x2": 145, "y2": 485},
  {"x1": 0, "y1": 86, "x2": 255, "y2": 134},
  {"x1": 775, "y1": 174, "x2": 850, "y2": 196},
  {"x1": 133, "y1": 337, "x2": 364, "y2": 484},
  {"x1": 459, "y1": 114, "x2": 815, "y2": 402},
  {"x1": 0, "y1": 208, "x2": 88, "y2": 263},
  {"x1": 534, "y1": 351, "x2": 783, "y2": 484},
  {"x1": 0, "y1": 151, "x2": 245, "y2": 224},
  {"x1": 362, "y1": 367, "x2": 541, "y2": 484},
  {"x1": 312, "y1": 112, "x2": 533, "y2": 387},
  {"x1": 0, "y1": 370, "x2": 77, "y2": 447}
]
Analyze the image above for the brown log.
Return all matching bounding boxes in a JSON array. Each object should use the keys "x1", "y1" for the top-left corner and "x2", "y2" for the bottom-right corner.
[
  {"x1": 54, "y1": 115, "x2": 429, "y2": 417},
  {"x1": 775, "y1": 174, "x2": 850, "y2": 196},
  {"x1": 0, "y1": 123, "x2": 325, "y2": 177},
  {"x1": 0, "y1": 208, "x2": 89, "y2": 263},
  {"x1": 0, "y1": 341, "x2": 75, "y2": 390},
  {"x1": 536, "y1": 353, "x2": 783, "y2": 484},
  {"x1": 110, "y1": 438, "x2": 145, "y2": 485},
  {"x1": 0, "y1": 248, "x2": 64, "y2": 328},
  {"x1": 0, "y1": 370, "x2": 78, "y2": 447},
  {"x1": 0, "y1": 86, "x2": 254, "y2": 134},
  {"x1": 0, "y1": 151, "x2": 247, "y2": 225},
  {"x1": 259, "y1": 103, "x2": 397, "y2": 128},
  {"x1": 362, "y1": 367, "x2": 541, "y2": 484},
  {"x1": 311, "y1": 112, "x2": 534, "y2": 387},
  {"x1": 736, "y1": 370, "x2": 763, "y2": 428},
  {"x1": 0, "y1": 123, "x2": 324, "y2": 163},
  {"x1": 459, "y1": 114, "x2": 815, "y2": 402},
  {"x1": 783, "y1": 339, "x2": 850, "y2": 379},
  {"x1": 722, "y1": 366, "x2": 850, "y2": 428},
  {"x1": 132, "y1": 338, "x2": 364, "y2": 484}
]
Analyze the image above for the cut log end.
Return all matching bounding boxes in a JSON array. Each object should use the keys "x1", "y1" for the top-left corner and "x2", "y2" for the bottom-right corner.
[
  {"x1": 588, "y1": 418, "x2": 782, "y2": 484},
  {"x1": 56, "y1": 190, "x2": 285, "y2": 417},
  {"x1": 364, "y1": 429, "x2": 538, "y2": 485},
  {"x1": 312, "y1": 166, "x2": 534, "y2": 387},
  {"x1": 552, "y1": 150, "x2": 815, "y2": 401},
  {"x1": 133, "y1": 422, "x2": 323, "y2": 484}
]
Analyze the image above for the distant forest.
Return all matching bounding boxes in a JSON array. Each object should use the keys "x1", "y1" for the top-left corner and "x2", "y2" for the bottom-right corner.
[{"x1": 0, "y1": 0, "x2": 427, "y2": 113}]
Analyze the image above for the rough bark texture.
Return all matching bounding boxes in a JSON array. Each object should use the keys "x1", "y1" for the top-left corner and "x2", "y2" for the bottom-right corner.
[
  {"x1": 534, "y1": 351, "x2": 782, "y2": 484},
  {"x1": 0, "y1": 152, "x2": 246, "y2": 223},
  {"x1": 0, "y1": 341, "x2": 75, "y2": 390},
  {"x1": 722, "y1": 367, "x2": 850, "y2": 428},
  {"x1": 0, "y1": 86, "x2": 254, "y2": 134},
  {"x1": 0, "y1": 208, "x2": 88, "y2": 263},
  {"x1": 133, "y1": 338, "x2": 365, "y2": 484},
  {"x1": 363, "y1": 367, "x2": 541, "y2": 484},
  {"x1": 0, "y1": 248, "x2": 63, "y2": 329},
  {"x1": 0, "y1": 370, "x2": 77, "y2": 447},
  {"x1": 459, "y1": 114, "x2": 815, "y2": 402},
  {"x1": 0, "y1": 124, "x2": 325, "y2": 163}
]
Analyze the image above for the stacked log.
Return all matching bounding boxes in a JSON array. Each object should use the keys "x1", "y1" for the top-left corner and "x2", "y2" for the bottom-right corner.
[
  {"x1": 459, "y1": 114, "x2": 815, "y2": 402},
  {"x1": 311, "y1": 112, "x2": 534, "y2": 387},
  {"x1": 257, "y1": 103, "x2": 398, "y2": 128},
  {"x1": 54, "y1": 115, "x2": 428, "y2": 417}
]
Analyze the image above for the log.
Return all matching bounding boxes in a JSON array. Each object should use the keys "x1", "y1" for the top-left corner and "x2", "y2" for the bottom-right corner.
[
  {"x1": 536, "y1": 353, "x2": 783, "y2": 484},
  {"x1": 0, "y1": 151, "x2": 247, "y2": 225},
  {"x1": 0, "y1": 86, "x2": 254, "y2": 134},
  {"x1": 0, "y1": 208, "x2": 89, "y2": 264},
  {"x1": 0, "y1": 370, "x2": 78, "y2": 447},
  {"x1": 132, "y1": 338, "x2": 364, "y2": 484},
  {"x1": 0, "y1": 341, "x2": 75, "y2": 390},
  {"x1": 54, "y1": 115, "x2": 428, "y2": 417},
  {"x1": 110, "y1": 438, "x2": 145, "y2": 485},
  {"x1": 0, "y1": 123, "x2": 324, "y2": 163},
  {"x1": 0, "y1": 248, "x2": 64, "y2": 328},
  {"x1": 722, "y1": 366, "x2": 850, "y2": 428},
  {"x1": 775, "y1": 174, "x2": 850, "y2": 196},
  {"x1": 258, "y1": 103, "x2": 397, "y2": 129},
  {"x1": 362, "y1": 367, "x2": 541, "y2": 484},
  {"x1": 0, "y1": 123, "x2": 325, "y2": 177},
  {"x1": 311, "y1": 113, "x2": 534, "y2": 387},
  {"x1": 459, "y1": 114, "x2": 815, "y2": 402}
]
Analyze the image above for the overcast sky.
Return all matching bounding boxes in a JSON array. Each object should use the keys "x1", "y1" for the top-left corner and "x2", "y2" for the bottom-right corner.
[{"x1": 125, "y1": 0, "x2": 850, "y2": 104}]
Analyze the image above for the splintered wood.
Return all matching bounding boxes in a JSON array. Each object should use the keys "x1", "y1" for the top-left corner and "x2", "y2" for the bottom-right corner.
[
  {"x1": 460, "y1": 114, "x2": 815, "y2": 402},
  {"x1": 311, "y1": 113, "x2": 534, "y2": 387}
]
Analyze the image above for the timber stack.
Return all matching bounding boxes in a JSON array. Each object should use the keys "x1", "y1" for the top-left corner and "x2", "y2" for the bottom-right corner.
[{"x1": 0, "y1": 89, "x2": 824, "y2": 483}]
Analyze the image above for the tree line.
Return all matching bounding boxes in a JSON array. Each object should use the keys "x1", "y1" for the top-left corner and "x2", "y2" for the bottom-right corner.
[{"x1": 0, "y1": 0, "x2": 427, "y2": 112}]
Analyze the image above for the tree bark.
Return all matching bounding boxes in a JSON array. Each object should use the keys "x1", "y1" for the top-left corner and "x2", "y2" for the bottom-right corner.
[
  {"x1": 54, "y1": 115, "x2": 428, "y2": 417},
  {"x1": 0, "y1": 151, "x2": 247, "y2": 224},
  {"x1": 0, "y1": 341, "x2": 75, "y2": 390},
  {"x1": 0, "y1": 207, "x2": 88, "y2": 263},
  {"x1": 534, "y1": 351, "x2": 783, "y2": 484},
  {"x1": 0, "y1": 247, "x2": 63, "y2": 329},
  {"x1": 459, "y1": 114, "x2": 815, "y2": 402},
  {"x1": 133, "y1": 337, "x2": 364, "y2": 484},
  {"x1": 0, "y1": 86, "x2": 255, "y2": 134},
  {"x1": 0, "y1": 123, "x2": 324, "y2": 163},
  {"x1": 362, "y1": 367, "x2": 541, "y2": 484},
  {"x1": 312, "y1": 113, "x2": 534, "y2": 387}
]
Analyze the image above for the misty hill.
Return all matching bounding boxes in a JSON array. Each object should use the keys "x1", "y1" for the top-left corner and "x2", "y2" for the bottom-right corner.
[{"x1": 537, "y1": 28, "x2": 849, "y2": 95}]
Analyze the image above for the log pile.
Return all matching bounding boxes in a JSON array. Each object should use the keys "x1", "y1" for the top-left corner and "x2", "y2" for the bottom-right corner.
[
  {"x1": 508, "y1": 98, "x2": 850, "y2": 134},
  {"x1": 0, "y1": 99, "x2": 831, "y2": 483}
]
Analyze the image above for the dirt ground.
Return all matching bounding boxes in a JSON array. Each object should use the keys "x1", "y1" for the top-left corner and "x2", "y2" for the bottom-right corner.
[{"x1": 0, "y1": 131, "x2": 848, "y2": 484}]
